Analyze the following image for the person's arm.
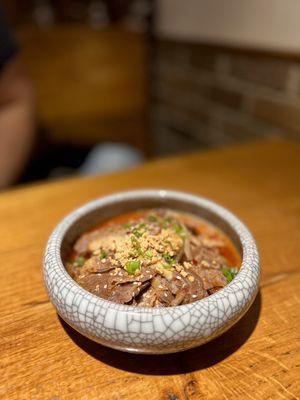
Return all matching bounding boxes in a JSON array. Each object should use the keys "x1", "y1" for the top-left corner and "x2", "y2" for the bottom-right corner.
[{"x1": 0, "y1": 55, "x2": 35, "y2": 189}]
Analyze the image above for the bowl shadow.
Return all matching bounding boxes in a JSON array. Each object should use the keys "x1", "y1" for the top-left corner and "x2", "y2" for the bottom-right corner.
[{"x1": 59, "y1": 291, "x2": 261, "y2": 375}]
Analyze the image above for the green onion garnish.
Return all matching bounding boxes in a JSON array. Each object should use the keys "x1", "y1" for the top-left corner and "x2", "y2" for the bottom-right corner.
[
  {"x1": 173, "y1": 223, "x2": 186, "y2": 238},
  {"x1": 125, "y1": 260, "x2": 141, "y2": 275},
  {"x1": 145, "y1": 250, "x2": 153, "y2": 259},
  {"x1": 123, "y1": 222, "x2": 131, "y2": 230},
  {"x1": 148, "y1": 215, "x2": 157, "y2": 222},
  {"x1": 222, "y1": 267, "x2": 238, "y2": 282},
  {"x1": 161, "y1": 217, "x2": 172, "y2": 229},
  {"x1": 99, "y1": 250, "x2": 108, "y2": 259},
  {"x1": 131, "y1": 236, "x2": 140, "y2": 247},
  {"x1": 74, "y1": 256, "x2": 85, "y2": 267},
  {"x1": 132, "y1": 228, "x2": 142, "y2": 238},
  {"x1": 130, "y1": 236, "x2": 143, "y2": 256},
  {"x1": 163, "y1": 253, "x2": 175, "y2": 265}
]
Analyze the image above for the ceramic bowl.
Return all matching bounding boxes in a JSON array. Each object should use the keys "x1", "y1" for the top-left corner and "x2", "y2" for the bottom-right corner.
[{"x1": 43, "y1": 189, "x2": 260, "y2": 354}]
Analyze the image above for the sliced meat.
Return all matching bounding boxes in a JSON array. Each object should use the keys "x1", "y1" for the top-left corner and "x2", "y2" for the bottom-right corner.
[
  {"x1": 192, "y1": 246, "x2": 226, "y2": 269},
  {"x1": 88, "y1": 233, "x2": 124, "y2": 253},
  {"x1": 136, "y1": 287, "x2": 157, "y2": 307},
  {"x1": 66, "y1": 262, "x2": 81, "y2": 279},
  {"x1": 108, "y1": 281, "x2": 150, "y2": 304},
  {"x1": 74, "y1": 230, "x2": 105, "y2": 254},
  {"x1": 202, "y1": 237, "x2": 225, "y2": 248},
  {"x1": 109, "y1": 266, "x2": 156, "y2": 286},
  {"x1": 77, "y1": 272, "x2": 112, "y2": 298},
  {"x1": 169, "y1": 271, "x2": 185, "y2": 294},
  {"x1": 80, "y1": 256, "x2": 114, "y2": 275},
  {"x1": 196, "y1": 268, "x2": 227, "y2": 291},
  {"x1": 74, "y1": 228, "x2": 123, "y2": 254},
  {"x1": 151, "y1": 275, "x2": 173, "y2": 305},
  {"x1": 208, "y1": 286, "x2": 223, "y2": 295},
  {"x1": 190, "y1": 235, "x2": 202, "y2": 247},
  {"x1": 129, "y1": 298, "x2": 138, "y2": 306},
  {"x1": 136, "y1": 267, "x2": 157, "y2": 283},
  {"x1": 154, "y1": 298, "x2": 166, "y2": 307},
  {"x1": 154, "y1": 208, "x2": 169, "y2": 218},
  {"x1": 78, "y1": 269, "x2": 153, "y2": 305},
  {"x1": 181, "y1": 270, "x2": 207, "y2": 304},
  {"x1": 170, "y1": 288, "x2": 188, "y2": 306},
  {"x1": 183, "y1": 237, "x2": 192, "y2": 261},
  {"x1": 181, "y1": 216, "x2": 200, "y2": 235},
  {"x1": 108, "y1": 283, "x2": 138, "y2": 304}
]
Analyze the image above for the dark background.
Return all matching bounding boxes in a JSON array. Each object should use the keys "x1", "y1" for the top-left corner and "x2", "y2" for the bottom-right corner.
[{"x1": 1, "y1": 0, "x2": 299, "y2": 185}]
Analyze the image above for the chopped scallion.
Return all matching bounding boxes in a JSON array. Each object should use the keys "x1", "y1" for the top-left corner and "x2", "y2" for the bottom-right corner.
[
  {"x1": 125, "y1": 260, "x2": 141, "y2": 275},
  {"x1": 222, "y1": 267, "x2": 238, "y2": 282},
  {"x1": 161, "y1": 217, "x2": 172, "y2": 229},
  {"x1": 99, "y1": 250, "x2": 108, "y2": 260},
  {"x1": 173, "y1": 223, "x2": 186, "y2": 238},
  {"x1": 74, "y1": 256, "x2": 85, "y2": 267},
  {"x1": 133, "y1": 228, "x2": 142, "y2": 238},
  {"x1": 163, "y1": 253, "x2": 175, "y2": 265},
  {"x1": 123, "y1": 222, "x2": 131, "y2": 230},
  {"x1": 131, "y1": 236, "x2": 142, "y2": 255},
  {"x1": 145, "y1": 250, "x2": 153, "y2": 259}
]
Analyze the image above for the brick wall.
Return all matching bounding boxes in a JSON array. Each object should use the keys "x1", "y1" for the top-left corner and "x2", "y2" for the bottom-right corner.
[{"x1": 150, "y1": 40, "x2": 300, "y2": 155}]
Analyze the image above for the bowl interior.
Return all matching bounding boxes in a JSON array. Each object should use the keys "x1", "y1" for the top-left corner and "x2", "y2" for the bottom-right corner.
[{"x1": 60, "y1": 195, "x2": 243, "y2": 265}]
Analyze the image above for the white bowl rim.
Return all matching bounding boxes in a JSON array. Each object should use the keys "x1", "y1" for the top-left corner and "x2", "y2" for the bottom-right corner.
[{"x1": 44, "y1": 189, "x2": 260, "y2": 316}]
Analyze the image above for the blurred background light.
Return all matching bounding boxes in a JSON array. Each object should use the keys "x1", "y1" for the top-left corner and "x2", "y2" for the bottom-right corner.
[{"x1": 0, "y1": 0, "x2": 299, "y2": 190}]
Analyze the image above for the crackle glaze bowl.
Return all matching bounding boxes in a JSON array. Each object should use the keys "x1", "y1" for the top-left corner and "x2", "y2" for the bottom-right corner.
[{"x1": 43, "y1": 189, "x2": 260, "y2": 354}]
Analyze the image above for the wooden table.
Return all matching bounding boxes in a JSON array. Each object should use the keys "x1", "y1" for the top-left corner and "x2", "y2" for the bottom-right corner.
[{"x1": 1, "y1": 140, "x2": 300, "y2": 400}]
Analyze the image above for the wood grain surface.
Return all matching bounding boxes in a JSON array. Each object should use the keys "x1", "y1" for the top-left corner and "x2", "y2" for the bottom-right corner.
[{"x1": 1, "y1": 140, "x2": 300, "y2": 400}]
